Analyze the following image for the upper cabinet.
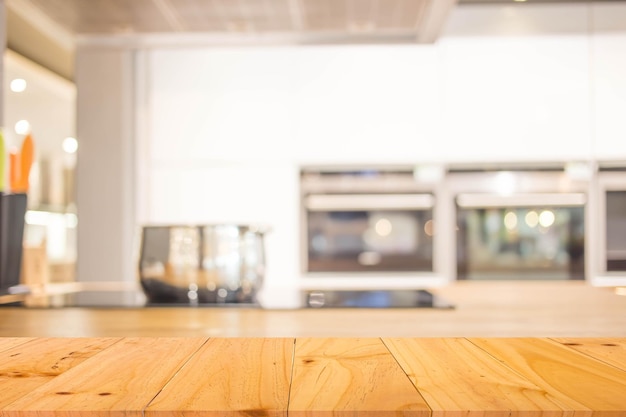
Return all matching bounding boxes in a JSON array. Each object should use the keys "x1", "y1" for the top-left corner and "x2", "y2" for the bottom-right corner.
[
  {"x1": 148, "y1": 48, "x2": 297, "y2": 163},
  {"x1": 293, "y1": 46, "x2": 441, "y2": 164},
  {"x1": 144, "y1": 3, "x2": 626, "y2": 166},
  {"x1": 591, "y1": 4, "x2": 626, "y2": 160},
  {"x1": 439, "y1": 4, "x2": 592, "y2": 163},
  {"x1": 439, "y1": 35, "x2": 591, "y2": 162}
]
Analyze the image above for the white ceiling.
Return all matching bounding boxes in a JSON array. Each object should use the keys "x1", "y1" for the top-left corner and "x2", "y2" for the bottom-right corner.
[{"x1": 12, "y1": 0, "x2": 458, "y2": 44}]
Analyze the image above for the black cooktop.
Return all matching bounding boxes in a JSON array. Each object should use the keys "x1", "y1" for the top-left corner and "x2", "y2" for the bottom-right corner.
[{"x1": 303, "y1": 289, "x2": 455, "y2": 309}]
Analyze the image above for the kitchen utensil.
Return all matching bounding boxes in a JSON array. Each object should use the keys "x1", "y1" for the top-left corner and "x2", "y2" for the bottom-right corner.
[{"x1": 138, "y1": 224, "x2": 267, "y2": 305}]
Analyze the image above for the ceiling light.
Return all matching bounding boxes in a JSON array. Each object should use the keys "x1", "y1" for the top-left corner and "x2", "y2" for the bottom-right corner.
[
  {"x1": 514, "y1": 0, "x2": 527, "y2": 2},
  {"x1": 63, "y1": 137, "x2": 78, "y2": 154},
  {"x1": 15, "y1": 120, "x2": 30, "y2": 135},
  {"x1": 10, "y1": 78, "x2": 27, "y2": 92}
]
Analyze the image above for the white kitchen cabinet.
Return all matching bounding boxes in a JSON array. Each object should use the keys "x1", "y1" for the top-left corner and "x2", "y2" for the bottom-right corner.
[
  {"x1": 591, "y1": 4, "x2": 626, "y2": 160},
  {"x1": 440, "y1": 35, "x2": 592, "y2": 162},
  {"x1": 149, "y1": 48, "x2": 296, "y2": 163},
  {"x1": 148, "y1": 45, "x2": 443, "y2": 165},
  {"x1": 148, "y1": 42, "x2": 596, "y2": 166},
  {"x1": 293, "y1": 46, "x2": 441, "y2": 164}
]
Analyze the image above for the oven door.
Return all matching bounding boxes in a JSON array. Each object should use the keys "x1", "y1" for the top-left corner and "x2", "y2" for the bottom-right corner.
[
  {"x1": 303, "y1": 194, "x2": 434, "y2": 273},
  {"x1": 456, "y1": 193, "x2": 587, "y2": 280},
  {"x1": 596, "y1": 171, "x2": 626, "y2": 281}
]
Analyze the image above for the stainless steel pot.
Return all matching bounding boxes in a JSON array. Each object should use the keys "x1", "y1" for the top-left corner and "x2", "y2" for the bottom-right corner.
[{"x1": 138, "y1": 224, "x2": 267, "y2": 305}]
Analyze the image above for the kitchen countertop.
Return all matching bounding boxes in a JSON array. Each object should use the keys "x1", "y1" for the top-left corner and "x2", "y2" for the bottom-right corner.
[
  {"x1": 0, "y1": 281, "x2": 625, "y2": 337},
  {"x1": 1, "y1": 337, "x2": 625, "y2": 416}
]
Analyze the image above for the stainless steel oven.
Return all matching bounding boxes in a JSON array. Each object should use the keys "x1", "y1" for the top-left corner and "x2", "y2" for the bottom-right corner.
[
  {"x1": 300, "y1": 167, "x2": 439, "y2": 275},
  {"x1": 449, "y1": 166, "x2": 590, "y2": 280},
  {"x1": 593, "y1": 164, "x2": 626, "y2": 285}
]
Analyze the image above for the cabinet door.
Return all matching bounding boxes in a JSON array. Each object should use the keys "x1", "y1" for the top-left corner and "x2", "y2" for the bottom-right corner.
[
  {"x1": 592, "y1": 6, "x2": 626, "y2": 159},
  {"x1": 441, "y1": 36, "x2": 591, "y2": 162}
]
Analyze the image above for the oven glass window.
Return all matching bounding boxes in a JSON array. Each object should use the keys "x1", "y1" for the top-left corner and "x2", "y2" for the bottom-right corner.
[
  {"x1": 307, "y1": 210, "x2": 434, "y2": 272},
  {"x1": 606, "y1": 191, "x2": 626, "y2": 272},
  {"x1": 457, "y1": 206, "x2": 584, "y2": 280}
]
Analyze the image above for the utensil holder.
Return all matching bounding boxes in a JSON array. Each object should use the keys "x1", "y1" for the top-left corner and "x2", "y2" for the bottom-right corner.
[{"x1": 0, "y1": 193, "x2": 28, "y2": 294}]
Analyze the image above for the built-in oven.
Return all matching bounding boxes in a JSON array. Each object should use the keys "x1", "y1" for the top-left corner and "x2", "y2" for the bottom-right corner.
[
  {"x1": 592, "y1": 164, "x2": 626, "y2": 285},
  {"x1": 449, "y1": 166, "x2": 590, "y2": 280},
  {"x1": 300, "y1": 167, "x2": 440, "y2": 276}
]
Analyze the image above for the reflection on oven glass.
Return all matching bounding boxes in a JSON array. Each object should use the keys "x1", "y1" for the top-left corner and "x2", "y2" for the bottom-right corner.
[
  {"x1": 607, "y1": 191, "x2": 626, "y2": 272},
  {"x1": 307, "y1": 210, "x2": 433, "y2": 272},
  {"x1": 363, "y1": 213, "x2": 418, "y2": 254},
  {"x1": 457, "y1": 207, "x2": 584, "y2": 280}
]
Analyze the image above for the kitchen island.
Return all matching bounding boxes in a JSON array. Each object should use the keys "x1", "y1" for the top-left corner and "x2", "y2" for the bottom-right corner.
[
  {"x1": 0, "y1": 281, "x2": 625, "y2": 337},
  {"x1": 0, "y1": 337, "x2": 625, "y2": 416}
]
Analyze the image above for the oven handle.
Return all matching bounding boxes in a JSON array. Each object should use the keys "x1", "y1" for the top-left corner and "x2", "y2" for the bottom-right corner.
[
  {"x1": 456, "y1": 192, "x2": 587, "y2": 208},
  {"x1": 305, "y1": 194, "x2": 435, "y2": 211}
]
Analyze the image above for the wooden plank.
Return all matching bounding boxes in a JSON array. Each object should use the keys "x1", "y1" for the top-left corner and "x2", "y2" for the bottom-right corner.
[
  {"x1": 0, "y1": 337, "x2": 120, "y2": 409},
  {"x1": 144, "y1": 337, "x2": 293, "y2": 417},
  {"x1": 551, "y1": 338, "x2": 626, "y2": 372},
  {"x1": 2, "y1": 337, "x2": 207, "y2": 417},
  {"x1": 471, "y1": 338, "x2": 626, "y2": 416},
  {"x1": 383, "y1": 337, "x2": 581, "y2": 417},
  {"x1": 0, "y1": 338, "x2": 35, "y2": 353},
  {"x1": 288, "y1": 337, "x2": 430, "y2": 417}
]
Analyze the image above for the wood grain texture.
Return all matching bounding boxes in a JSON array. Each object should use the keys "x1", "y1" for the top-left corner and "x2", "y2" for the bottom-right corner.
[
  {"x1": 2, "y1": 337, "x2": 207, "y2": 417},
  {"x1": 288, "y1": 337, "x2": 430, "y2": 417},
  {"x1": 383, "y1": 337, "x2": 573, "y2": 417},
  {"x1": 0, "y1": 338, "x2": 120, "y2": 409},
  {"x1": 470, "y1": 338, "x2": 626, "y2": 416},
  {"x1": 144, "y1": 337, "x2": 294, "y2": 417},
  {"x1": 0, "y1": 338, "x2": 34, "y2": 353},
  {"x1": 552, "y1": 338, "x2": 626, "y2": 372},
  {"x1": 2, "y1": 337, "x2": 626, "y2": 416}
]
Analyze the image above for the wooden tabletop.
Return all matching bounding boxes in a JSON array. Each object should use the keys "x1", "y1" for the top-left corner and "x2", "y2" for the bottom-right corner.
[
  {"x1": 1, "y1": 337, "x2": 625, "y2": 416},
  {"x1": 2, "y1": 281, "x2": 626, "y2": 338}
]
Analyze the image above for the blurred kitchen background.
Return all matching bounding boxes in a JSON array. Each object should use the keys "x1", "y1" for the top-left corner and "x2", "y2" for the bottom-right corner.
[{"x1": 2, "y1": 0, "x2": 626, "y2": 308}]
